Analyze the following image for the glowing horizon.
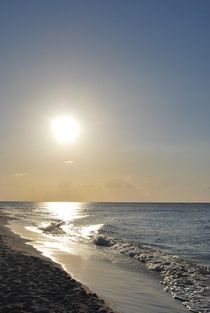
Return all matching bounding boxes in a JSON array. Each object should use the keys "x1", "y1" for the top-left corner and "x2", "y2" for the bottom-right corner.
[{"x1": 0, "y1": 1, "x2": 210, "y2": 202}]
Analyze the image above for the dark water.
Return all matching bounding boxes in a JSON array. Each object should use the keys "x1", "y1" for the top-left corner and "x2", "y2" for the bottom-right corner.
[
  {"x1": 1, "y1": 201, "x2": 210, "y2": 267},
  {"x1": 82, "y1": 202, "x2": 210, "y2": 266}
]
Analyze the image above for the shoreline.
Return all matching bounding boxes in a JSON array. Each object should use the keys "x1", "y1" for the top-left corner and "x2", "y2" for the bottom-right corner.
[
  {"x1": 3, "y1": 211, "x2": 190, "y2": 313},
  {"x1": 2, "y1": 205, "x2": 210, "y2": 313},
  {"x1": 0, "y1": 212, "x2": 115, "y2": 313}
]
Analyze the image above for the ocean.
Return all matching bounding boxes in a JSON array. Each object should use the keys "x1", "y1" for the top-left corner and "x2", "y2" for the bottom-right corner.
[{"x1": 1, "y1": 202, "x2": 210, "y2": 313}]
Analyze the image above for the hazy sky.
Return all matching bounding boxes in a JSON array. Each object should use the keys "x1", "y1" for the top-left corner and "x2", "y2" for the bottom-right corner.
[{"x1": 1, "y1": 0, "x2": 210, "y2": 202}]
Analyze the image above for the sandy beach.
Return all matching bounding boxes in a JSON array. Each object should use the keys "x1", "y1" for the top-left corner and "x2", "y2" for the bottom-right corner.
[
  {"x1": 1, "y1": 203, "x2": 209, "y2": 313},
  {"x1": 0, "y1": 214, "x2": 115, "y2": 313}
]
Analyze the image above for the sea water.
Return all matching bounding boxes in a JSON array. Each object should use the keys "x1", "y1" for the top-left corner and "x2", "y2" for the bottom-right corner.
[{"x1": 1, "y1": 202, "x2": 210, "y2": 313}]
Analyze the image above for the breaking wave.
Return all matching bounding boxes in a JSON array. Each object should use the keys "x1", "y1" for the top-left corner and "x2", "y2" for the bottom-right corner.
[
  {"x1": 93, "y1": 234, "x2": 210, "y2": 313},
  {"x1": 38, "y1": 221, "x2": 104, "y2": 243},
  {"x1": 39, "y1": 221, "x2": 65, "y2": 235}
]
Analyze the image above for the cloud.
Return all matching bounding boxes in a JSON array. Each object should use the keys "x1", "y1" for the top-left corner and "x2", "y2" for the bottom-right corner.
[
  {"x1": 58, "y1": 181, "x2": 71, "y2": 189},
  {"x1": 13, "y1": 172, "x2": 29, "y2": 177},
  {"x1": 105, "y1": 178, "x2": 133, "y2": 189},
  {"x1": 64, "y1": 160, "x2": 75, "y2": 164}
]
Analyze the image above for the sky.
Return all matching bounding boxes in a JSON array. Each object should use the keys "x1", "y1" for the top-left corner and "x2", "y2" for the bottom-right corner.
[{"x1": 0, "y1": 0, "x2": 210, "y2": 202}]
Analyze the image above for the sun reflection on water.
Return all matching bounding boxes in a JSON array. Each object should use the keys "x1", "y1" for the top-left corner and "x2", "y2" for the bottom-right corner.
[
  {"x1": 80, "y1": 224, "x2": 104, "y2": 238},
  {"x1": 46, "y1": 202, "x2": 82, "y2": 222}
]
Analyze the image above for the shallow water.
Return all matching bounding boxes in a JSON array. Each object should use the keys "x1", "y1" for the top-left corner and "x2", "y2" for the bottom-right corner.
[
  {"x1": 2, "y1": 201, "x2": 210, "y2": 266},
  {"x1": 1, "y1": 201, "x2": 210, "y2": 313},
  {"x1": 7, "y1": 220, "x2": 187, "y2": 313}
]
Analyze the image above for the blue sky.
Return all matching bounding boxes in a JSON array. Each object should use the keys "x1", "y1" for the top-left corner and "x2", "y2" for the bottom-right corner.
[{"x1": 0, "y1": 0, "x2": 210, "y2": 201}]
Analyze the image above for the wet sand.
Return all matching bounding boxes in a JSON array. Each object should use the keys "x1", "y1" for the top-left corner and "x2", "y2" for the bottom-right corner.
[
  {"x1": 6, "y1": 218, "x2": 190, "y2": 313},
  {"x1": 0, "y1": 215, "x2": 115, "y2": 313}
]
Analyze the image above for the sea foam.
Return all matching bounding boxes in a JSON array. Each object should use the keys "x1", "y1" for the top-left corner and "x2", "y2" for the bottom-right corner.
[
  {"x1": 39, "y1": 221, "x2": 65, "y2": 235},
  {"x1": 93, "y1": 235, "x2": 210, "y2": 313}
]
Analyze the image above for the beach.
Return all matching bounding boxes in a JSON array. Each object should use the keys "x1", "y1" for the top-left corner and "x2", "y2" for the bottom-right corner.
[
  {"x1": 0, "y1": 214, "x2": 114, "y2": 313},
  {"x1": 1, "y1": 1, "x2": 210, "y2": 312},
  {"x1": 1, "y1": 202, "x2": 210, "y2": 313}
]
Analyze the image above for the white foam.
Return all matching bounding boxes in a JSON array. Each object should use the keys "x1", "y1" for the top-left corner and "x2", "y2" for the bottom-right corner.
[{"x1": 93, "y1": 235, "x2": 210, "y2": 313}]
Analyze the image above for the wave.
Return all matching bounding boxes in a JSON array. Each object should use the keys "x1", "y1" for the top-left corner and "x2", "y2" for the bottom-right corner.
[
  {"x1": 93, "y1": 235, "x2": 114, "y2": 247},
  {"x1": 39, "y1": 221, "x2": 65, "y2": 235},
  {"x1": 93, "y1": 234, "x2": 210, "y2": 313},
  {"x1": 38, "y1": 222, "x2": 104, "y2": 243}
]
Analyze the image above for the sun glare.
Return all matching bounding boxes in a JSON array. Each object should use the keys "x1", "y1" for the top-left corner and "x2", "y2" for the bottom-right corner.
[
  {"x1": 46, "y1": 202, "x2": 81, "y2": 221},
  {"x1": 52, "y1": 116, "x2": 80, "y2": 143}
]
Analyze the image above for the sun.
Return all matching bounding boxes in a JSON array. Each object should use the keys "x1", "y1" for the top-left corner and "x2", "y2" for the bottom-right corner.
[{"x1": 51, "y1": 116, "x2": 80, "y2": 143}]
